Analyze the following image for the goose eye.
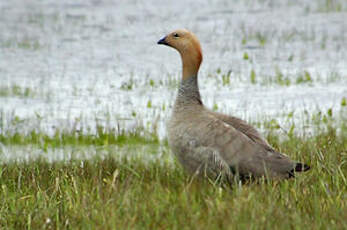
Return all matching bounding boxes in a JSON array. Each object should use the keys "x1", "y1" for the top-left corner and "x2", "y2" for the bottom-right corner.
[{"x1": 173, "y1": 33, "x2": 180, "y2": 38}]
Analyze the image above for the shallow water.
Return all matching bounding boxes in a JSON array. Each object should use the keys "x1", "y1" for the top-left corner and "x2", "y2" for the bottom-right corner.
[
  {"x1": 0, "y1": 0, "x2": 346, "y2": 141},
  {"x1": 0, "y1": 143, "x2": 173, "y2": 165}
]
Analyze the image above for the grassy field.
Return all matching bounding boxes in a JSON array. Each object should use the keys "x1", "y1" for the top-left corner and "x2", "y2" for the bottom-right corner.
[{"x1": 0, "y1": 115, "x2": 346, "y2": 229}]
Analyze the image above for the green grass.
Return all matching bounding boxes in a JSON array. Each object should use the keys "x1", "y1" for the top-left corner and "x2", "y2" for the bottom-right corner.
[
  {"x1": 0, "y1": 130, "x2": 346, "y2": 229},
  {"x1": 0, "y1": 85, "x2": 36, "y2": 98},
  {"x1": 1, "y1": 40, "x2": 41, "y2": 50},
  {"x1": 0, "y1": 128, "x2": 160, "y2": 148},
  {"x1": 214, "y1": 68, "x2": 345, "y2": 87},
  {"x1": 0, "y1": 118, "x2": 346, "y2": 229},
  {"x1": 316, "y1": 0, "x2": 346, "y2": 12}
]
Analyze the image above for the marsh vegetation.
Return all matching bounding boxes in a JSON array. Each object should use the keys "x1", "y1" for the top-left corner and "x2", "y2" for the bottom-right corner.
[{"x1": 0, "y1": 115, "x2": 346, "y2": 229}]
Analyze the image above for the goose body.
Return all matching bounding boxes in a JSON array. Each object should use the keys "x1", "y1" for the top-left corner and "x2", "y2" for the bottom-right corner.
[{"x1": 158, "y1": 29, "x2": 309, "y2": 182}]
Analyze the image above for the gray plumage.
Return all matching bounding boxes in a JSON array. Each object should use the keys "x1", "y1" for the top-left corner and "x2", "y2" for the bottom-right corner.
[
  {"x1": 158, "y1": 29, "x2": 310, "y2": 183},
  {"x1": 168, "y1": 77, "x2": 308, "y2": 182}
]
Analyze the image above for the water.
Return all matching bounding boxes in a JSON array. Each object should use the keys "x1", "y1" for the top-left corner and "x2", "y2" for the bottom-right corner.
[
  {"x1": 0, "y1": 143, "x2": 173, "y2": 165},
  {"x1": 0, "y1": 0, "x2": 346, "y2": 141}
]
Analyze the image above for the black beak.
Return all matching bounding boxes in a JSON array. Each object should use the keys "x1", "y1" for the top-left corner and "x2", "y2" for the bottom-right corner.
[{"x1": 157, "y1": 36, "x2": 168, "y2": 45}]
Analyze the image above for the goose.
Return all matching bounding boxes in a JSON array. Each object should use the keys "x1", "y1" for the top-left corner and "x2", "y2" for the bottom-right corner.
[{"x1": 157, "y1": 29, "x2": 310, "y2": 183}]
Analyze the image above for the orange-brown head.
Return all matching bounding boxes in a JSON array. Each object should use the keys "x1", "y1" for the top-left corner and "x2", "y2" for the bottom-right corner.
[{"x1": 158, "y1": 29, "x2": 203, "y2": 80}]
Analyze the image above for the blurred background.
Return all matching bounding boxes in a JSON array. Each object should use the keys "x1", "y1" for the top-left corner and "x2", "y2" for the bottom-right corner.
[{"x1": 0, "y1": 0, "x2": 346, "y2": 142}]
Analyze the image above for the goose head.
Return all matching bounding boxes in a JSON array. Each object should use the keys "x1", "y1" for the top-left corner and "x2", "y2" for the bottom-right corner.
[{"x1": 158, "y1": 29, "x2": 203, "y2": 79}]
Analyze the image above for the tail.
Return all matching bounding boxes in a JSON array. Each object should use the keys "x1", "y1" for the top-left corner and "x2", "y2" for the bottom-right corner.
[{"x1": 288, "y1": 163, "x2": 310, "y2": 178}]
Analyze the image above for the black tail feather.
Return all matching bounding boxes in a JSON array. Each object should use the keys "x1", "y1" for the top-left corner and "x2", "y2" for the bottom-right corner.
[
  {"x1": 294, "y1": 163, "x2": 310, "y2": 172},
  {"x1": 288, "y1": 163, "x2": 310, "y2": 178}
]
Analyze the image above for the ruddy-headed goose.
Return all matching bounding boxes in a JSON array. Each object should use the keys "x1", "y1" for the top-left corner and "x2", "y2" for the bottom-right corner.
[{"x1": 158, "y1": 29, "x2": 310, "y2": 182}]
